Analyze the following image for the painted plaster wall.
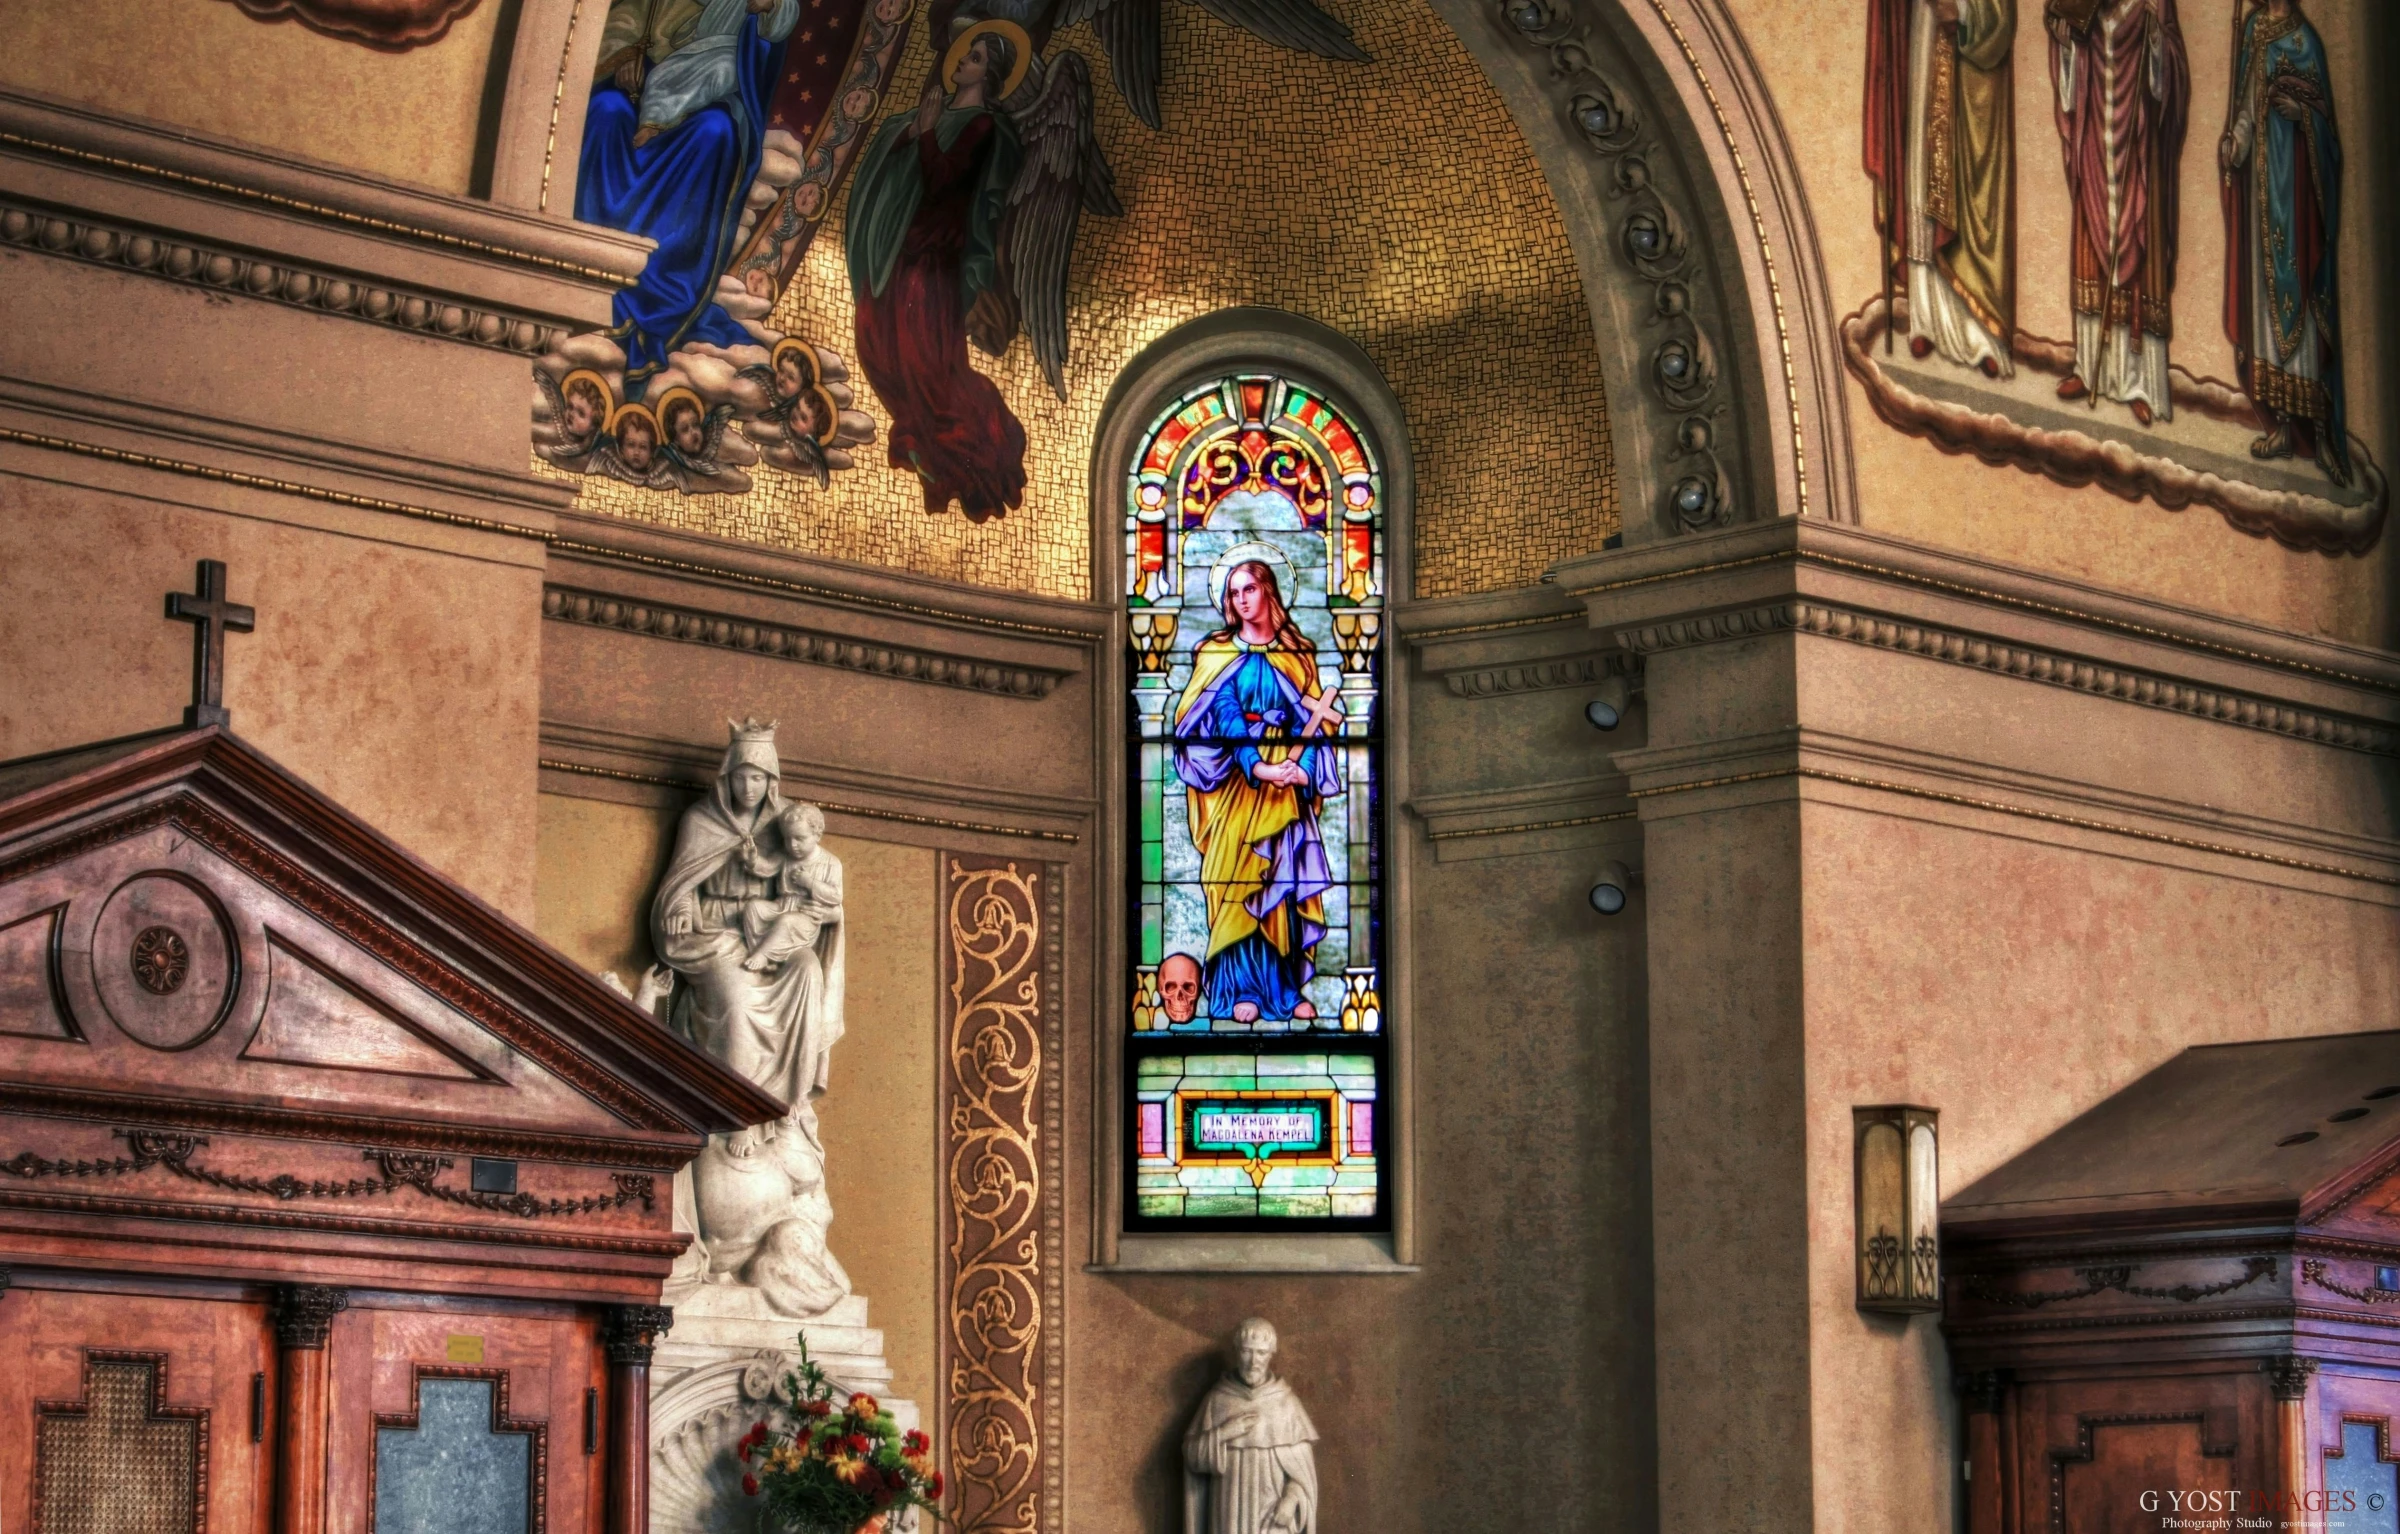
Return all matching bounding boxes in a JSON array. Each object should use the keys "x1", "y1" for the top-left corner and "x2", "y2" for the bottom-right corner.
[
  {"x1": 0, "y1": 483, "x2": 542, "y2": 918},
  {"x1": 532, "y1": 793, "x2": 942, "y2": 1414},
  {"x1": 1727, "y1": 0, "x2": 2398, "y2": 644},
  {"x1": 1798, "y1": 801, "x2": 2400, "y2": 1532},
  {"x1": 0, "y1": 0, "x2": 506, "y2": 194}
]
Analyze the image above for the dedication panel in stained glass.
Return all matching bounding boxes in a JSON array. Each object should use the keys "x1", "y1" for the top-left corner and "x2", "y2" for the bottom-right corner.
[{"x1": 1124, "y1": 373, "x2": 1386, "y2": 1231}]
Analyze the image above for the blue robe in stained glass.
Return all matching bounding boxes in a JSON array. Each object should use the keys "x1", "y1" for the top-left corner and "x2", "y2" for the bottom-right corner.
[{"x1": 1171, "y1": 640, "x2": 1343, "y2": 1022}]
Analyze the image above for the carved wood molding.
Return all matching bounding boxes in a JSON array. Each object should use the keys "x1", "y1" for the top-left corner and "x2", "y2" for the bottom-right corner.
[
  {"x1": 0, "y1": 199, "x2": 567, "y2": 357},
  {"x1": 1959, "y1": 1257, "x2": 2278, "y2": 1312},
  {"x1": 0, "y1": 793, "x2": 684, "y2": 1137},
  {"x1": 541, "y1": 586, "x2": 1071, "y2": 699},
  {"x1": 0, "y1": 1130, "x2": 653, "y2": 1222},
  {"x1": 368, "y1": 1365, "x2": 550, "y2": 1534},
  {"x1": 0, "y1": 1184, "x2": 684, "y2": 1256},
  {"x1": 939, "y1": 857, "x2": 1066, "y2": 1534},
  {"x1": 1614, "y1": 600, "x2": 2399, "y2": 756},
  {"x1": 2301, "y1": 1259, "x2": 2400, "y2": 1307}
]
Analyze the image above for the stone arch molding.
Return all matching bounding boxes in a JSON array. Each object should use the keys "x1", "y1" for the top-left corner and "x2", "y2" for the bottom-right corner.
[
  {"x1": 1428, "y1": 0, "x2": 1855, "y2": 541},
  {"x1": 484, "y1": 0, "x2": 1851, "y2": 536}
]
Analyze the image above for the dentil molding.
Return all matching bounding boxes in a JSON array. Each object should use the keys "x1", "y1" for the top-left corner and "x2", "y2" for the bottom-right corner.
[
  {"x1": 0, "y1": 198, "x2": 568, "y2": 357},
  {"x1": 1556, "y1": 520, "x2": 2400, "y2": 760},
  {"x1": 541, "y1": 585, "x2": 1070, "y2": 699}
]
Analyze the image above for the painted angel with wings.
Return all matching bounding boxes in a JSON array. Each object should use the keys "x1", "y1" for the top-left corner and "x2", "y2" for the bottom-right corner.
[{"x1": 843, "y1": 0, "x2": 1364, "y2": 522}]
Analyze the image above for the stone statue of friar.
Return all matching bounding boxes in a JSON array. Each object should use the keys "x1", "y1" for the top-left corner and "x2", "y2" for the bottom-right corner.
[{"x1": 1183, "y1": 1318, "x2": 1319, "y2": 1534}]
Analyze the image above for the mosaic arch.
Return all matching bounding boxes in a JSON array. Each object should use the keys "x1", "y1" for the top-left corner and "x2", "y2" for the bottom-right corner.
[{"x1": 1124, "y1": 372, "x2": 1387, "y2": 1230}]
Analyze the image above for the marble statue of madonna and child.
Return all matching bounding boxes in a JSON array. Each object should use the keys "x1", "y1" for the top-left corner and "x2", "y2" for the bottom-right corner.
[{"x1": 626, "y1": 717, "x2": 853, "y2": 1320}]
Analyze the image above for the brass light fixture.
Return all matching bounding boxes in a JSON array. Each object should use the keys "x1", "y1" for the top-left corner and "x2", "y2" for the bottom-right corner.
[{"x1": 1854, "y1": 1105, "x2": 1940, "y2": 1313}]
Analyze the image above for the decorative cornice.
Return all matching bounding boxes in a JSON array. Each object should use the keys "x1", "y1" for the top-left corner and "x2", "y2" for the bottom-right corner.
[
  {"x1": 0, "y1": 426, "x2": 552, "y2": 542},
  {"x1": 0, "y1": 200, "x2": 566, "y2": 356},
  {"x1": 271, "y1": 1283, "x2": 349, "y2": 1349},
  {"x1": 1411, "y1": 772, "x2": 1638, "y2": 852},
  {"x1": 599, "y1": 1303, "x2": 674, "y2": 1365},
  {"x1": 541, "y1": 585, "x2": 1068, "y2": 698},
  {"x1": 1444, "y1": 652, "x2": 1634, "y2": 700},
  {"x1": 0, "y1": 122, "x2": 633, "y2": 287},
  {"x1": 1629, "y1": 761, "x2": 2400, "y2": 889},
  {"x1": 1616, "y1": 600, "x2": 2398, "y2": 756},
  {"x1": 538, "y1": 757, "x2": 1080, "y2": 845}
]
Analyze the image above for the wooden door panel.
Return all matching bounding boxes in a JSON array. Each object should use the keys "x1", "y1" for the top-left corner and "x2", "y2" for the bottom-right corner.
[
  {"x1": 325, "y1": 1303, "x2": 602, "y2": 1534},
  {"x1": 0, "y1": 1287, "x2": 272, "y2": 1534}
]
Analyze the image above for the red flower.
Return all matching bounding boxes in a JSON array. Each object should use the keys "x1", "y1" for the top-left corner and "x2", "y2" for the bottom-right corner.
[
  {"x1": 846, "y1": 1433, "x2": 873, "y2": 1457},
  {"x1": 902, "y1": 1429, "x2": 931, "y2": 1456},
  {"x1": 741, "y1": 1473, "x2": 760, "y2": 1497},
  {"x1": 929, "y1": 1470, "x2": 946, "y2": 1500},
  {"x1": 738, "y1": 1441, "x2": 753, "y2": 1462},
  {"x1": 847, "y1": 1393, "x2": 880, "y2": 1419},
  {"x1": 804, "y1": 1399, "x2": 834, "y2": 1418}
]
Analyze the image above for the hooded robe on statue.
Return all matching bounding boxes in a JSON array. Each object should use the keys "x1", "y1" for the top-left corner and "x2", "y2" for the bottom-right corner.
[
  {"x1": 649, "y1": 722, "x2": 846, "y2": 1129},
  {"x1": 1183, "y1": 1371, "x2": 1319, "y2": 1534}
]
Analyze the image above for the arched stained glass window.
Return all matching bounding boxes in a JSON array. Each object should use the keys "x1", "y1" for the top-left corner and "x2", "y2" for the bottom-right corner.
[{"x1": 1125, "y1": 373, "x2": 1386, "y2": 1231}]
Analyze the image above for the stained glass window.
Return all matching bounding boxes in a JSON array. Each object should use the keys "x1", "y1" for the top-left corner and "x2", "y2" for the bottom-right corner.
[{"x1": 1125, "y1": 373, "x2": 1386, "y2": 1230}]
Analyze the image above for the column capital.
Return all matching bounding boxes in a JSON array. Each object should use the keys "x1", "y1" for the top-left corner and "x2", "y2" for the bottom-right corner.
[
  {"x1": 2266, "y1": 1355, "x2": 2319, "y2": 1402},
  {"x1": 271, "y1": 1285, "x2": 349, "y2": 1350},
  {"x1": 601, "y1": 1303, "x2": 674, "y2": 1365}
]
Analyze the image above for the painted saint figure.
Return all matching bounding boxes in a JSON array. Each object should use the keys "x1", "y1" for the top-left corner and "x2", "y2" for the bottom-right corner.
[
  {"x1": 1864, "y1": 0, "x2": 2017, "y2": 376},
  {"x1": 1184, "y1": 1318, "x2": 1318, "y2": 1534},
  {"x1": 845, "y1": 25, "x2": 1031, "y2": 522},
  {"x1": 579, "y1": 0, "x2": 800, "y2": 384},
  {"x1": 2219, "y1": 0, "x2": 2349, "y2": 484},
  {"x1": 2047, "y1": 0, "x2": 2189, "y2": 426},
  {"x1": 1172, "y1": 562, "x2": 1342, "y2": 1026}
]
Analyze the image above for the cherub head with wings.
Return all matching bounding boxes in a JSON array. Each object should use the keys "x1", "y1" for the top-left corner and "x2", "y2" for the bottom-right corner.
[{"x1": 842, "y1": 0, "x2": 1364, "y2": 521}]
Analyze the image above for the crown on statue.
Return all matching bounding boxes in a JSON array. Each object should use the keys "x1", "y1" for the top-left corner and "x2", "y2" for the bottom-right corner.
[{"x1": 727, "y1": 716, "x2": 780, "y2": 745}]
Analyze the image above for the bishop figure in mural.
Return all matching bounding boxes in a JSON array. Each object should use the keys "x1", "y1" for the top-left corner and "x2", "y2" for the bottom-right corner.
[
  {"x1": 1864, "y1": 0, "x2": 2018, "y2": 377},
  {"x1": 2047, "y1": 0, "x2": 2189, "y2": 426}
]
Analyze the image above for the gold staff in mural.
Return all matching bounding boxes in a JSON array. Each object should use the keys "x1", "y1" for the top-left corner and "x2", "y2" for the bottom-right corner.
[
  {"x1": 2046, "y1": 0, "x2": 2189, "y2": 427},
  {"x1": 1863, "y1": 0, "x2": 2017, "y2": 375}
]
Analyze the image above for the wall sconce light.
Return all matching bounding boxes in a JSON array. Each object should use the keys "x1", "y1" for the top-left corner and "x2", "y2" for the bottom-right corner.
[
  {"x1": 1584, "y1": 675, "x2": 1635, "y2": 731},
  {"x1": 1588, "y1": 860, "x2": 1635, "y2": 915},
  {"x1": 1854, "y1": 1105, "x2": 1940, "y2": 1313}
]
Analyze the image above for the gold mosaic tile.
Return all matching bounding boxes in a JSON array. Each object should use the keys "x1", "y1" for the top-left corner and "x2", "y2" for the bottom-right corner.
[{"x1": 556, "y1": 0, "x2": 1619, "y2": 599}]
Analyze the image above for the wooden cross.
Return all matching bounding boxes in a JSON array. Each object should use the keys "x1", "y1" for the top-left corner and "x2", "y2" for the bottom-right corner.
[
  {"x1": 165, "y1": 559, "x2": 254, "y2": 729},
  {"x1": 1298, "y1": 686, "x2": 1346, "y2": 737}
]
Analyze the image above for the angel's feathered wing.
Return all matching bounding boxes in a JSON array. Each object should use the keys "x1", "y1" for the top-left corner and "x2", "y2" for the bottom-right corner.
[
  {"x1": 995, "y1": 51, "x2": 1123, "y2": 400},
  {"x1": 1049, "y1": 0, "x2": 1366, "y2": 130}
]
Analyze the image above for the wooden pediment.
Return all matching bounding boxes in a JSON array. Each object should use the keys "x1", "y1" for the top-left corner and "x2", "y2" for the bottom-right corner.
[
  {"x1": 1942, "y1": 1031, "x2": 2400, "y2": 1362},
  {"x1": 0, "y1": 727, "x2": 781, "y2": 1296}
]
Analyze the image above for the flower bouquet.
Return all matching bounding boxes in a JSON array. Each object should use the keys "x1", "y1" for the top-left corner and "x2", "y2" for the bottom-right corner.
[{"x1": 740, "y1": 1340, "x2": 944, "y2": 1534}]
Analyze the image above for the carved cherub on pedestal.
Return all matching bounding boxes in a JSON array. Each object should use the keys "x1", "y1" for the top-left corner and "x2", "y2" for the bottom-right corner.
[{"x1": 1183, "y1": 1318, "x2": 1320, "y2": 1534}]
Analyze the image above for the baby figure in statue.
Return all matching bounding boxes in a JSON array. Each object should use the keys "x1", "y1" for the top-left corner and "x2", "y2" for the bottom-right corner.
[{"x1": 742, "y1": 803, "x2": 842, "y2": 972}]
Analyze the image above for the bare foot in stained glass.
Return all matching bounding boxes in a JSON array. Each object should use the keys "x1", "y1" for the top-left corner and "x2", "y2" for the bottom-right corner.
[
  {"x1": 1231, "y1": 1002, "x2": 1260, "y2": 1022},
  {"x1": 1292, "y1": 1002, "x2": 1316, "y2": 1020}
]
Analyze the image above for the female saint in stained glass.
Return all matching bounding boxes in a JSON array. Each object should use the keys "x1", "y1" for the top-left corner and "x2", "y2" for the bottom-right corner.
[{"x1": 1172, "y1": 560, "x2": 1345, "y2": 1023}]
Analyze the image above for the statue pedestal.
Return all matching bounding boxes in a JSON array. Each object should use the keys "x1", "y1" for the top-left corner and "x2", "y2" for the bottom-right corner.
[{"x1": 649, "y1": 1286, "x2": 916, "y2": 1533}]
